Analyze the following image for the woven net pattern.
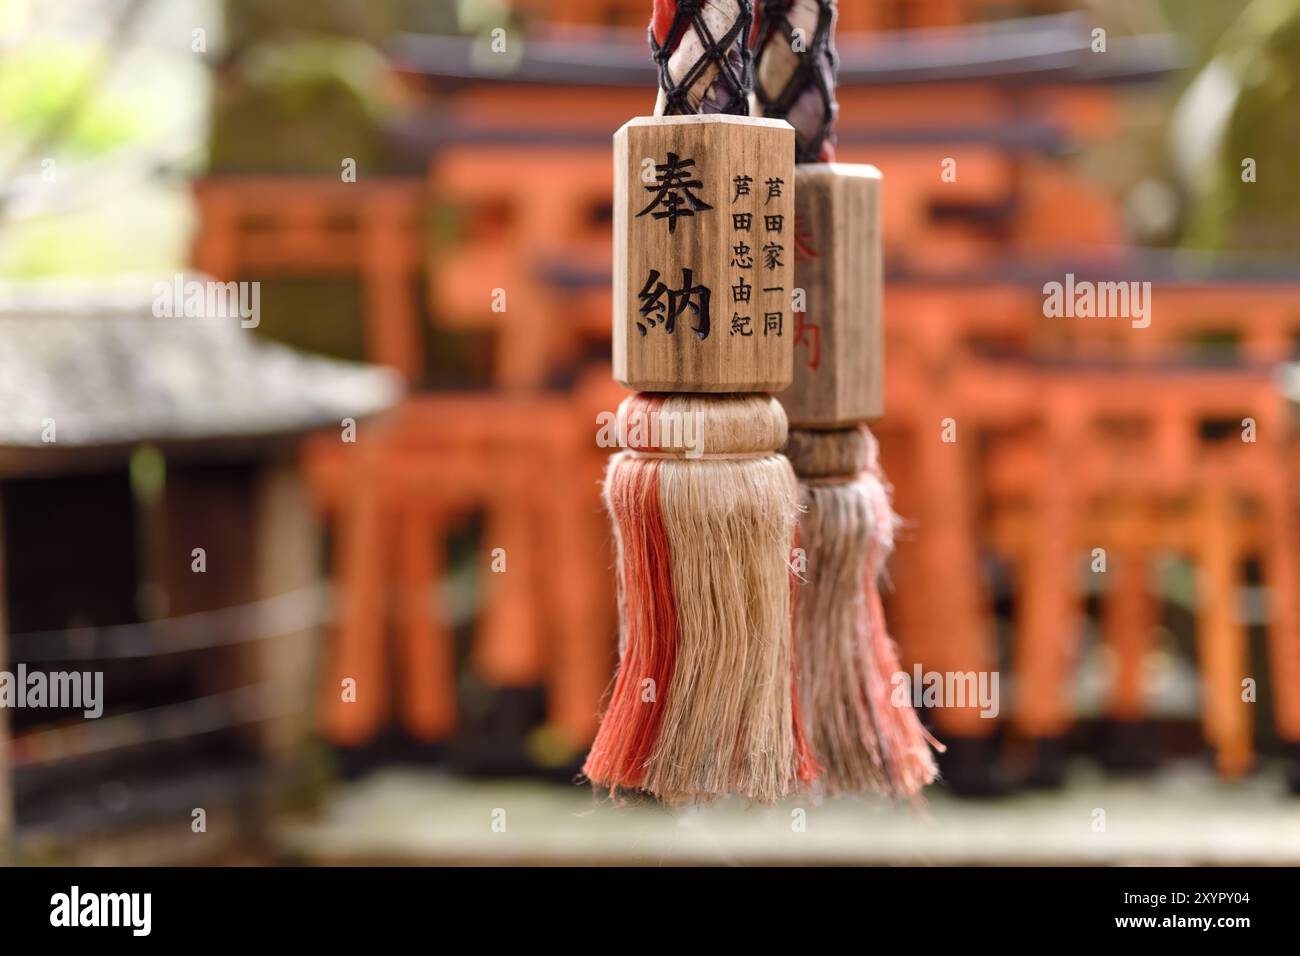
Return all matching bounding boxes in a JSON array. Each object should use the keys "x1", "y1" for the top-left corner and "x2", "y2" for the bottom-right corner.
[
  {"x1": 651, "y1": 0, "x2": 753, "y2": 116},
  {"x1": 753, "y1": 0, "x2": 838, "y2": 162}
]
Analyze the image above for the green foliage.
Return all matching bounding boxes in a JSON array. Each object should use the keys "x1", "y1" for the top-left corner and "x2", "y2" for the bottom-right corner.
[
  {"x1": 223, "y1": 0, "x2": 397, "y2": 53},
  {"x1": 0, "y1": 42, "x2": 144, "y2": 157},
  {"x1": 1157, "y1": 0, "x2": 1252, "y2": 68},
  {"x1": 1181, "y1": 0, "x2": 1300, "y2": 252},
  {"x1": 209, "y1": 38, "x2": 395, "y2": 174}
]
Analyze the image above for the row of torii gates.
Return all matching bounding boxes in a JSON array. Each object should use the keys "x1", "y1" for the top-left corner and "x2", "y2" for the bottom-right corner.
[{"x1": 192, "y1": 9, "x2": 1300, "y2": 786}]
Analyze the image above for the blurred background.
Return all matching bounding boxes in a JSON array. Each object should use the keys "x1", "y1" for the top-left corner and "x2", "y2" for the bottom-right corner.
[{"x1": 2, "y1": 0, "x2": 1300, "y2": 865}]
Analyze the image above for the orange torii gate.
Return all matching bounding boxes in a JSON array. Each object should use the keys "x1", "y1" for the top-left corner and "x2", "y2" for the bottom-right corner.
[
  {"x1": 301, "y1": 379, "x2": 622, "y2": 751},
  {"x1": 193, "y1": 177, "x2": 427, "y2": 384},
  {"x1": 980, "y1": 364, "x2": 1299, "y2": 777},
  {"x1": 873, "y1": 282, "x2": 1300, "y2": 767},
  {"x1": 430, "y1": 147, "x2": 612, "y2": 388},
  {"x1": 192, "y1": 175, "x2": 625, "y2": 752}
]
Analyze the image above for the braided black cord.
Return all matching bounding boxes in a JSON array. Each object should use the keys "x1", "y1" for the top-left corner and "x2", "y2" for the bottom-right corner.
[
  {"x1": 651, "y1": 0, "x2": 754, "y2": 116},
  {"x1": 753, "y1": 0, "x2": 838, "y2": 162}
]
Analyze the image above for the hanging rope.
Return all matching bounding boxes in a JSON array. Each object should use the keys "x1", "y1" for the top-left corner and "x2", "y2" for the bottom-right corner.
[
  {"x1": 754, "y1": 0, "x2": 942, "y2": 799},
  {"x1": 752, "y1": 0, "x2": 838, "y2": 162},
  {"x1": 650, "y1": 0, "x2": 753, "y2": 115},
  {"x1": 584, "y1": 0, "x2": 810, "y2": 804}
]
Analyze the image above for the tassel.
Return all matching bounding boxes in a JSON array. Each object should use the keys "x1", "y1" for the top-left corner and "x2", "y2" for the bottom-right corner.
[
  {"x1": 785, "y1": 428, "x2": 943, "y2": 798},
  {"x1": 585, "y1": 394, "x2": 801, "y2": 804},
  {"x1": 786, "y1": 428, "x2": 885, "y2": 795}
]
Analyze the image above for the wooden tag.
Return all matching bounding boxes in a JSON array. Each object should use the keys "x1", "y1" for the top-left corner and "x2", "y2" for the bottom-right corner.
[
  {"x1": 613, "y1": 114, "x2": 795, "y2": 393},
  {"x1": 780, "y1": 163, "x2": 883, "y2": 427}
]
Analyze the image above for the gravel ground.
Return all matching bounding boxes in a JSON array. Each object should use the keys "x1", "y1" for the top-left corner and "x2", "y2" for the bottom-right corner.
[{"x1": 274, "y1": 760, "x2": 1300, "y2": 866}]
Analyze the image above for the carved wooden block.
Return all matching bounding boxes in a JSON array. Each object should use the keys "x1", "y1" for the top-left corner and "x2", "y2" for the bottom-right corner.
[
  {"x1": 613, "y1": 114, "x2": 795, "y2": 393},
  {"x1": 780, "y1": 163, "x2": 883, "y2": 426}
]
